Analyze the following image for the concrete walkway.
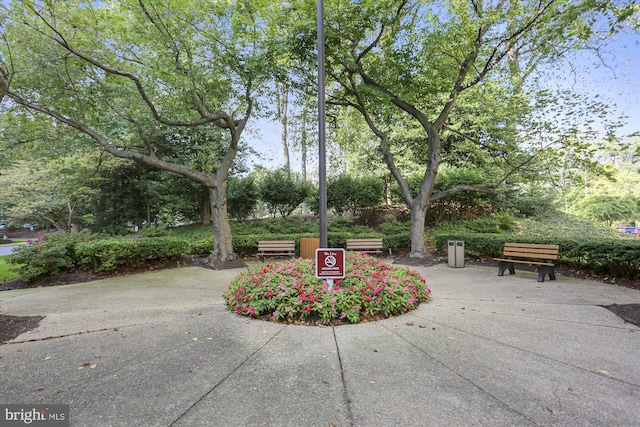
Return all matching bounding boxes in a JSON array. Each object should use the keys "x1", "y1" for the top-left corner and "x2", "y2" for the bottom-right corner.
[{"x1": 1, "y1": 263, "x2": 639, "y2": 426}]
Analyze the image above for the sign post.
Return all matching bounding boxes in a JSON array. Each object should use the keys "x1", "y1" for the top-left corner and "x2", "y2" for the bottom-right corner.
[{"x1": 315, "y1": 248, "x2": 345, "y2": 291}]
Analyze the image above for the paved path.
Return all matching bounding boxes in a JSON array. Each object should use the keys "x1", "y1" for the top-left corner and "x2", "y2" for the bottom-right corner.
[{"x1": 1, "y1": 263, "x2": 639, "y2": 426}]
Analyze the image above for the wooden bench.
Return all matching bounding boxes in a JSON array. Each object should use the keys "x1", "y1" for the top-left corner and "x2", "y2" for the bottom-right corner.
[
  {"x1": 257, "y1": 240, "x2": 295, "y2": 262},
  {"x1": 493, "y1": 243, "x2": 559, "y2": 282},
  {"x1": 346, "y1": 238, "x2": 384, "y2": 255}
]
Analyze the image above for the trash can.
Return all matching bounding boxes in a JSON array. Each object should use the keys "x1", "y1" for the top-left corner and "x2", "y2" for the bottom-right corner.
[
  {"x1": 300, "y1": 237, "x2": 320, "y2": 259},
  {"x1": 447, "y1": 240, "x2": 465, "y2": 268}
]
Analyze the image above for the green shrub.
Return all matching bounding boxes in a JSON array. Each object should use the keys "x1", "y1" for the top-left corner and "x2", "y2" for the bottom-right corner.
[
  {"x1": 137, "y1": 226, "x2": 169, "y2": 238},
  {"x1": 259, "y1": 169, "x2": 313, "y2": 217},
  {"x1": 328, "y1": 217, "x2": 374, "y2": 235},
  {"x1": 76, "y1": 236, "x2": 190, "y2": 272},
  {"x1": 8, "y1": 233, "x2": 91, "y2": 281},
  {"x1": 326, "y1": 175, "x2": 384, "y2": 216},
  {"x1": 227, "y1": 175, "x2": 259, "y2": 220},
  {"x1": 384, "y1": 234, "x2": 412, "y2": 252},
  {"x1": 380, "y1": 217, "x2": 411, "y2": 235},
  {"x1": 430, "y1": 232, "x2": 640, "y2": 279},
  {"x1": 190, "y1": 236, "x2": 214, "y2": 255},
  {"x1": 262, "y1": 217, "x2": 318, "y2": 235}
]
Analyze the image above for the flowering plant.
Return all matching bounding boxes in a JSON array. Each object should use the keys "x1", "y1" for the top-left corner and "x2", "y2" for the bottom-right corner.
[{"x1": 223, "y1": 253, "x2": 431, "y2": 325}]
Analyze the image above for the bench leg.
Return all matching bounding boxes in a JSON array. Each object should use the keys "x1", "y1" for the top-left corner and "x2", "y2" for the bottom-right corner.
[
  {"x1": 497, "y1": 261, "x2": 515, "y2": 276},
  {"x1": 537, "y1": 266, "x2": 556, "y2": 282}
]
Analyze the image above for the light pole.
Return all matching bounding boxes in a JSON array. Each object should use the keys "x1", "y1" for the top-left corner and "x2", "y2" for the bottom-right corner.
[{"x1": 317, "y1": 0, "x2": 327, "y2": 248}]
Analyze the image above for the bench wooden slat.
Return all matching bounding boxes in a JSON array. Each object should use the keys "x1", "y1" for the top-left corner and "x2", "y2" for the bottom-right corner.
[
  {"x1": 346, "y1": 238, "x2": 383, "y2": 254},
  {"x1": 503, "y1": 250, "x2": 558, "y2": 260},
  {"x1": 493, "y1": 258, "x2": 554, "y2": 266},
  {"x1": 494, "y1": 242, "x2": 559, "y2": 282},
  {"x1": 258, "y1": 241, "x2": 295, "y2": 250},
  {"x1": 258, "y1": 240, "x2": 295, "y2": 261}
]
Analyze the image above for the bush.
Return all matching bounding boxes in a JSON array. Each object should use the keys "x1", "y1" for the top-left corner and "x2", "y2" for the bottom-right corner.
[
  {"x1": 227, "y1": 176, "x2": 259, "y2": 220},
  {"x1": 76, "y1": 236, "x2": 190, "y2": 272},
  {"x1": 430, "y1": 232, "x2": 640, "y2": 279},
  {"x1": 327, "y1": 175, "x2": 384, "y2": 216},
  {"x1": 8, "y1": 233, "x2": 91, "y2": 281},
  {"x1": 494, "y1": 183, "x2": 559, "y2": 217},
  {"x1": 259, "y1": 169, "x2": 313, "y2": 217}
]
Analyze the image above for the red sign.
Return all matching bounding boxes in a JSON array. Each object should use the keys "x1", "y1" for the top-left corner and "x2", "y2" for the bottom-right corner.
[{"x1": 315, "y1": 248, "x2": 346, "y2": 279}]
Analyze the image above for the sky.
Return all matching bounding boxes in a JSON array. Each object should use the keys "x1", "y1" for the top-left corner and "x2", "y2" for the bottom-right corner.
[
  {"x1": 246, "y1": 29, "x2": 640, "y2": 174},
  {"x1": 553, "y1": 31, "x2": 640, "y2": 137}
]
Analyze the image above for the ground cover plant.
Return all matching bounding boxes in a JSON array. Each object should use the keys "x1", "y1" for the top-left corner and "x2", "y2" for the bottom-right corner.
[{"x1": 223, "y1": 253, "x2": 431, "y2": 325}]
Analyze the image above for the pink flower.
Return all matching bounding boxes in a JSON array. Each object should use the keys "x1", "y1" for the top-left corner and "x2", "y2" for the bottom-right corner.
[{"x1": 285, "y1": 307, "x2": 291, "y2": 313}]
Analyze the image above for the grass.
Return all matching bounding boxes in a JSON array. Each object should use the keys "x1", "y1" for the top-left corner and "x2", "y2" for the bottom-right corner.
[{"x1": 0, "y1": 256, "x2": 21, "y2": 281}]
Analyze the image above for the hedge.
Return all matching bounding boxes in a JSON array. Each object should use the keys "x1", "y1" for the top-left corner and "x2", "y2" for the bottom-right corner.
[
  {"x1": 12, "y1": 229, "x2": 638, "y2": 281},
  {"x1": 432, "y1": 233, "x2": 640, "y2": 279},
  {"x1": 76, "y1": 236, "x2": 190, "y2": 272}
]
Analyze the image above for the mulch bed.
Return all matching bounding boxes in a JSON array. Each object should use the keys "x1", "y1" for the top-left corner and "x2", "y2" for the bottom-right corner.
[
  {"x1": 0, "y1": 314, "x2": 45, "y2": 344},
  {"x1": 1, "y1": 254, "x2": 639, "y2": 344}
]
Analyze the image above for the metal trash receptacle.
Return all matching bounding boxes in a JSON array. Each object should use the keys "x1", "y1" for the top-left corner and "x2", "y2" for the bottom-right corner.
[{"x1": 447, "y1": 240, "x2": 465, "y2": 268}]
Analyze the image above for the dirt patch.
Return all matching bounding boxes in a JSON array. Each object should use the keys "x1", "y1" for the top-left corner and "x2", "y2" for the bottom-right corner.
[
  {"x1": 0, "y1": 314, "x2": 45, "y2": 344},
  {"x1": 600, "y1": 304, "x2": 640, "y2": 327}
]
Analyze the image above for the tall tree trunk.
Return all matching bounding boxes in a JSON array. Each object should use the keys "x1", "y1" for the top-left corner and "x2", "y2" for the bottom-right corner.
[
  {"x1": 206, "y1": 183, "x2": 242, "y2": 268},
  {"x1": 408, "y1": 204, "x2": 428, "y2": 255},
  {"x1": 276, "y1": 83, "x2": 290, "y2": 174}
]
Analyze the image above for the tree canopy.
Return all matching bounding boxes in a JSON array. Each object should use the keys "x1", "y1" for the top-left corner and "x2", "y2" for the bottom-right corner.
[
  {"x1": 0, "y1": 0, "x2": 637, "y2": 258},
  {"x1": 0, "y1": 0, "x2": 281, "y2": 265}
]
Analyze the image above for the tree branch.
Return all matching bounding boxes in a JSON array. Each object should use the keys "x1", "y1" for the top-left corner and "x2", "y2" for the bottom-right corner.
[
  {"x1": 7, "y1": 89, "x2": 214, "y2": 187},
  {"x1": 25, "y1": 3, "x2": 231, "y2": 128}
]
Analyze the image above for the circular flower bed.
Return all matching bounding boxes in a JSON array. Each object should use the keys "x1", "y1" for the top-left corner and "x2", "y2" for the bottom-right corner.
[{"x1": 223, "y1": 253, "x2": 431, "y2": 325}]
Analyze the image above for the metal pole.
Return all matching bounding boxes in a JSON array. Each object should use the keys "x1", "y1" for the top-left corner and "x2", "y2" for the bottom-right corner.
[{"x1": 317, "y1": 0, "x2": 327, "y2": 248}]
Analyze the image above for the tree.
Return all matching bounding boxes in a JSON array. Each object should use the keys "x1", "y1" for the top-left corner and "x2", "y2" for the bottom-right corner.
[
  {"x1": 0, "y1": 156, "x2": 101, "y2": 231},
  {"x1": 572, "y1": 194, "x2": 638, "y2": 226},
  {"x1": 327, "y1": 175, "x2": 384, "y2": 216},
  {"x1": 227, "y1": 176, "x2": 259, "y2": 221},
  {"x1": 283, "y1": 0, "x2": 631, "y2": 258},
  {"x1": 259, "y1": 169, "x2": 313, "y2": 218},
  {"x1": 0, "y1": 1, "x2": 275, "y2": 267}
]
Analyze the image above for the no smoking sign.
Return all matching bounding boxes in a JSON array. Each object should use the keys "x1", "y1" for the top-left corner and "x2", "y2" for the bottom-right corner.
[{"x1": 315, "y1": 248, "x2": 346, "y2": 279}]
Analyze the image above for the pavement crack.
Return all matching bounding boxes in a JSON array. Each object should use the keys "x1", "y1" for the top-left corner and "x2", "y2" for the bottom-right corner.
[
  {"x1": 416, "y1": 317, "x2": 640, "y2": 389},
  {"x1": 332, "y1": 326, "x2": 355, "y2": 427},
  {"x1": 382, "y1": 322, "x2": 538, "y2": 426},
  {"x1": 168, "y1": 325, "x2": 287, "y2": 426},
  {"x1": 5, "y1": 325, "x2": 140, "y2": 345}
]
